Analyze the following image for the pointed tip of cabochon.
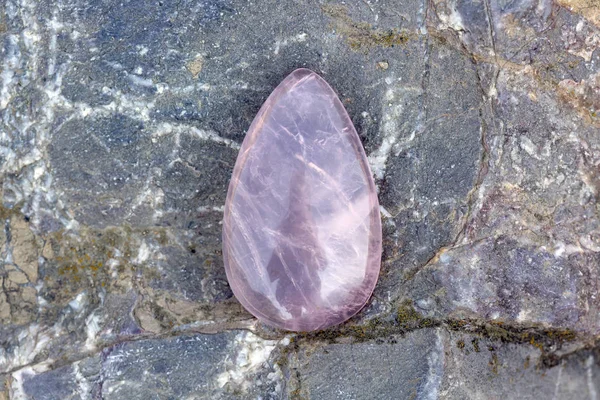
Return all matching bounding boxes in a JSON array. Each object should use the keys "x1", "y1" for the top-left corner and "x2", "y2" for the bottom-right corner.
[
  {"x1": 291, "y1": 67, "x2": 317, "y2": 74},
  {"x1": 290, "y1": 67, "x2": 320, "y2": 79}
]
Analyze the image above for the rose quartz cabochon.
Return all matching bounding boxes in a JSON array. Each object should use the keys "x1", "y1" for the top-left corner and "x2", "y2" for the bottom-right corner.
[{"x1": 222, "y1": 68, "x2": 382, "y2": 331}]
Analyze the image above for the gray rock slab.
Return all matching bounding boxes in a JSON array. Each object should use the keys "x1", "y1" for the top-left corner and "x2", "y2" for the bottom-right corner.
[
  {"x1": 439, "y1": 330, "x2": 600, "y2": 400},
  {"x1": 101, "y1": 334, "x2": 233, "y2": 399},
  {"x1": 288, "y1": 329, "x2": 600, "y2": 399},
  {"x1": 291, "y1": 329, "x2": 444, "y2": 399},
  {"x1": 19, "y1": 331, "x2": 286, "y2": 400},
  {"x1": 1, "y1": 0, "x2": 600, "y2": 398}
]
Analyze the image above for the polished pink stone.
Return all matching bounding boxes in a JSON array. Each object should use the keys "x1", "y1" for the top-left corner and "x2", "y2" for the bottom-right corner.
[{"x1": 222, "y1": 68, "x2": 382, "y2": 331}]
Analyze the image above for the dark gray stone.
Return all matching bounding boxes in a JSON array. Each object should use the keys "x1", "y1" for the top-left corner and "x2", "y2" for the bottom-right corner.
[
  {"x1": 439, "y1": 330, "x2": 600, "y2": 399},
  {"x1": 101, "y1": 334, "x2": 234, "y2": 399},
  {"x1": 291, "y1": 329, "x2": 444, "y2": 399},
  {"x1": 379, "y1": 38, "x2": 483, "y2": 295},
  {"x1": 19, "y1": 331, "x2": 285, "y2": 400},
  {"x1": 49, "y1": 116, "x2": 151, "y2": 227},
  {"x1": 287, "y1": 329, "x2": 600, "y2": 400},
  {"x1": 59, "y1": 0, "x2": 230, "y2": 105},
  {"x1": 22, "y1": 364, "x2": 84, "y2": 400},
  {"x1": 409, "y1": 237, "x2": 600, "y2": 334}
]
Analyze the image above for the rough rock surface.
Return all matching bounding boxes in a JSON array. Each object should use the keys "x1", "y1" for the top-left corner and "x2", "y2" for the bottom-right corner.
[{"x1": 0, "y1": 0, "x2": 599, "y2": 399}]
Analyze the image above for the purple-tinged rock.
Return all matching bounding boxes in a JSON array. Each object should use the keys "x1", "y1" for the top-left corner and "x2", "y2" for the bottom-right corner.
[{"x1": 223, "y1": 69, "x2": 382, "y2": 331}]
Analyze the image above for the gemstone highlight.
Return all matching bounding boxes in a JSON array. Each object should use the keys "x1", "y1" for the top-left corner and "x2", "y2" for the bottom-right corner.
[{"x1": 222, "y1": 68, "x2": 382, "y2": 331}]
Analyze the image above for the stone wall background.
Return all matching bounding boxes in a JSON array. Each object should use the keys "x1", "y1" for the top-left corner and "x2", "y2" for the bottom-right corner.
[{"x1": 0, "y1": 0, "x2": 599, "y2": 398}]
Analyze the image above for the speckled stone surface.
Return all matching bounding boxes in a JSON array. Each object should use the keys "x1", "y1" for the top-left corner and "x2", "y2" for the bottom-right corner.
[
  {"x1": 223, "y1": 69, "x2": 381, "y2": 331},
  {"x1": 1, "y1": 0, "x2": 599, "y2": 398}
]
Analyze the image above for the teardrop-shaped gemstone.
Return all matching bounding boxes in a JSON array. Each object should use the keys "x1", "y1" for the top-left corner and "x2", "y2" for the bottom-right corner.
[{"x1": 222, "y1": 68, "x2": 382, "y2": 331}]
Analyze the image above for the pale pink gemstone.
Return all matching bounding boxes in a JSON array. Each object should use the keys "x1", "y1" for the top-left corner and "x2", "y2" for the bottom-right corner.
[{"x1": 222, "y1": 68, "x2": 382, "y2": 331}]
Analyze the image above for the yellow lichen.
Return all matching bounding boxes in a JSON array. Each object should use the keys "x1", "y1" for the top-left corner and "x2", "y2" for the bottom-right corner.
[
  {"x1": 556, "y1": 0, "x2": 600, "y2": 27},
  {"x1": 322, "y1": 4, "x2": 413, "y2": 51}
]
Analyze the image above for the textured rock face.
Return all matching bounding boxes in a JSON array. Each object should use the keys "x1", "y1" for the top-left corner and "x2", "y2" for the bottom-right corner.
[
  {"x1": 19, "y1": 331, "x2": 286, "y2": 400},
  {"x1": 1, "y1": 0, "x2": 600, "y2": 398},
  {"x1": 287, "y1": 328, "x2": 600, "y2": 399},
  {"x1": 294, "y1": 329, "x2": 444, "y2": 399},
  {"x1": 223, "y1": 69, "x2": 381, "y2": 331}
]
